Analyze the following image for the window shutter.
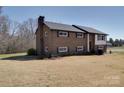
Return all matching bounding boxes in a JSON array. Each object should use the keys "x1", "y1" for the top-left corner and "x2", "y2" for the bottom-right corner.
[
  {"x1": 57, "y1": 47, "x2": 59, "y2": 53},
  {"x1": 68, "y1": 32, "x2": 69, "y2": 37},
  {"x1": 57, "y1": 31, "x2": 59, "y2": 37}
]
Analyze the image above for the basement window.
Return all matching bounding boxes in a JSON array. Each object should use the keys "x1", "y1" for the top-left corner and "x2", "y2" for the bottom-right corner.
[
  {"x1": 58, "y1": 47, "x2": 68, "y2": 53},
  {"x1": 98, "y1": 46, "x2": 104, "y2": 50},
  {"x1": 76, "y1": 46, "x2": 84, "y2": 52}
]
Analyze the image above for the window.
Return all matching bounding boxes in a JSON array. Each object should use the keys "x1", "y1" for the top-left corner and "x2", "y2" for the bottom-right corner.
[
  {"x1": 76, "y1": 46, "x2": 84, "y2": 52},
  {"x1": 58, "y1": 31, "x2": 68, "y2": 37},
  {"x1": 76, "y1": 33, "x2": 84, "y2": 38},
  {"x1": 58, "y1": 47, "x2": 68, "y2": 53},
  {"x1": 98, "y1": 35, "x2": 105, "y2": 41},
  {"x1": 102, "y1": 35, "x2": 105, "y2": 40},
  {"x1": 98, "y1": 46, "x2": 104, "y2": 50},
  {"x1": 45, "y1": 31, "x2": 48, "y2": 37},
  {"x1": 45, "y1": 47, "x2": 48, "y2": 52}
]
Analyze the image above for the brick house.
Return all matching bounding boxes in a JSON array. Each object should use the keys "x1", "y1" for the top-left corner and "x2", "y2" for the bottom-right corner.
[{"x1": 36, "y1": 16, "x2": 107, "y2": 57}]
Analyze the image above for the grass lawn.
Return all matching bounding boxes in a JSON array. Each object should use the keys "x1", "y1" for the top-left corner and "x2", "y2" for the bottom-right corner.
[
  {"x1": 109, "y1": 46, "x2": 124, "y2": 49},
  {"x1": 107, "y1": 46, "x2": 124, "y2": 54},
  {"x1": 0, "y1": 47, "x2": 124, "y2": 87},
  {"x1": 0, "y1": 53, "x2": 26, "y2": 59}
]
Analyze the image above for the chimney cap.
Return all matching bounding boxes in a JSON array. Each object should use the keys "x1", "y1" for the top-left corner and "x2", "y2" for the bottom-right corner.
[
  {"x1": 38, "y1": 16, "x2": 45, "y2": 19},
  {"x1": 38, "y1": 16, "x2": 45, "y2": 25}
]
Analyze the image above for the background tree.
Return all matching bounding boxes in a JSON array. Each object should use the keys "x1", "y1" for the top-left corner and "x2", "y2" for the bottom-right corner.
[
  {"x1": 109, "y1": 38, "x2": 124, "y2": 47},
  {"x1": 0, "y1": 7, "x2": 36, "y2": 54},
  {"x1": 114, "y1": 39, "x2": 120, "y2": 46},
  {"x1": 15, "y1": 19, "x2": 36, "y2": 52},
  {"x1": 0, "y1": 8, "x2": 11, "y2": 53},
  {"x1": 119, "y1": 39, "x2": 123, "y2": 46},
  {"x1": 109, "y1": 38, "x2": 114, "y2": 46}
]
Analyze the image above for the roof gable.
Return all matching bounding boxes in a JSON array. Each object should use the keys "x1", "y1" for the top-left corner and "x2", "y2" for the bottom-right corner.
[{"x1": 73, "y1": 25, "x2": 107, "y2": 35}]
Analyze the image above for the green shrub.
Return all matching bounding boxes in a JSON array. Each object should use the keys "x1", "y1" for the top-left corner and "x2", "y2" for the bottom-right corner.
[
  {"x1": 48, "y1": 53, "x2": 52, "y2": 58},
  {"x1": 90, "y1": 49, "x2": 95, "y2": 54},
  {"x1": 97, "y1": 50, "x2": 104, "y2": 55},
  {"x1": 27, "y1": 48, "x2": 36, "y2": 56}
]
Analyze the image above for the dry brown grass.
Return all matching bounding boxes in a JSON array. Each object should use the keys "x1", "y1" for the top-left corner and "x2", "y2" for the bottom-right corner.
[{"x1": 0, "y1": 53, "x2": 124, "y2": 87}]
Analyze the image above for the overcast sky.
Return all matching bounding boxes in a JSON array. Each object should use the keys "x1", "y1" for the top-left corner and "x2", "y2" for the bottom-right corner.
[{"x1": 2, "y1": 6, "x2": 124, "y2": 40}]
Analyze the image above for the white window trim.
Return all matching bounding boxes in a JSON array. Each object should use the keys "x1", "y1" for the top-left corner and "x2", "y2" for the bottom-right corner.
[
  {"x1": 77, "y1": 46, "x2": 84, "y2": 52},
  {"x1": 58, "y1": 47, "x2": 68, "y2": 53},
  {"x1": 58, "y1": 31, "x2": 68, "y2": 37},
  {"x1": 76, "y1": 33, "x2": 84, "y2": 38},
  {"x1": 97, "y1": 35, "x2": 105, "y2": 41}
]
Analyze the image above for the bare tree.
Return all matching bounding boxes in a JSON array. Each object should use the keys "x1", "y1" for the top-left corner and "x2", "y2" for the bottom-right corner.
[
  {"x1": 0, "y1": 12, "x2": 36, "y2": 54},
  {"x1": 25, "y1": 18, "x2": 36, "y2": 48},
  {"x1": 6, "y1": 21, "x2": 21, "y2": 53},
  {"x1": 11, "y1": 18, "x2": 36, "y2": 53},
  {"x1": 0, "y1": 15, "x2": 10, "y2": 53}
]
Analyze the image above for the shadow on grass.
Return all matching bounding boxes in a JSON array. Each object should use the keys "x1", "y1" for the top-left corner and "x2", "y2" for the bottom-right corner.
[
  {"x1": 1, "y1": 53, "x2": 107, "y2": 61},
  {"x1": 1, "y1": 55, "x2": 38, "y2": 61},
  {"x1": 1, "y1": 55, "x2": 65, "y2": 61}
]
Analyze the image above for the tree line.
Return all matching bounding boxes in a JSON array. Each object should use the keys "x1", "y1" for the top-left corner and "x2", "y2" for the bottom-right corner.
[
  {"x1": 108, "y1": 38, "x2": 124, "y2": 47},
  {"x1": 0, "y1": 7, "x2": 36, "y2": 54}
]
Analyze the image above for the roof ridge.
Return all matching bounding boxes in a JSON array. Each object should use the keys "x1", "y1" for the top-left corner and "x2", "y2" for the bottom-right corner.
[{"x1": 45, "y1": 21, "x2": 72, "y2": 26}]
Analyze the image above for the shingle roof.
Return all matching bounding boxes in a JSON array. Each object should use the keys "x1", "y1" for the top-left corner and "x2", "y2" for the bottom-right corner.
[
  {"x1": 73, "y1": 25, "x2": 107, "y2": 35},
  {"x1": 44, "y1": 21, "x2": 85, "y2": 33}
]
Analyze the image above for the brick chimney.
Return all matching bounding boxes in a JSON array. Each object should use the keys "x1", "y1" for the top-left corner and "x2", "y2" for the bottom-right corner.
[
  {"x1": 38, "y1": 16, "x2": 45, "y2": 56},
  {"x1": 38, "y1": 16, "x2": 44, "y2": 27}
]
